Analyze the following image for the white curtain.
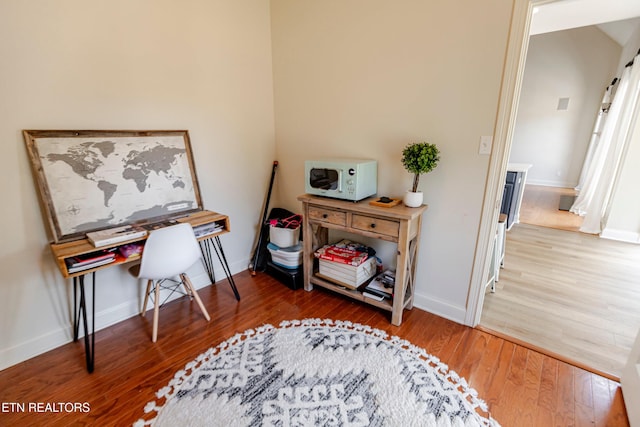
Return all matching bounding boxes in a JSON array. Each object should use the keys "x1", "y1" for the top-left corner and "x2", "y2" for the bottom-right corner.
[
  {"x1": 575, "y1": 79, "x2": 617, "y2": 191},
  {"x1": 570, "y1": 53, "x2": 640, "y2": 234}
]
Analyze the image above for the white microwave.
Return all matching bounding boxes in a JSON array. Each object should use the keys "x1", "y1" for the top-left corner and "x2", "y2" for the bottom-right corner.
[{"x1": 305, "y1": 158, "x2": 377, "y2": 201}]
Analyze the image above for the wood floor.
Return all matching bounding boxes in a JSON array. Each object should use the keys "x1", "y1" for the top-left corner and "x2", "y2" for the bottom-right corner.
[
  {"x1": 0, "y1": 271, "x2": 630, "y2": 426},
  {"x1": 481, "y1": 185, "x2": 640, "y2": 379},
  {"x1": 518, "y1": 184, "x2": 583, "y2": 232}
]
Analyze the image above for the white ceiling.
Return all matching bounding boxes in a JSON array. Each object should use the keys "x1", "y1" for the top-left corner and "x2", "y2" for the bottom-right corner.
[{"x1": 531, "y1": 0, "x2": 640, "y2": 45}]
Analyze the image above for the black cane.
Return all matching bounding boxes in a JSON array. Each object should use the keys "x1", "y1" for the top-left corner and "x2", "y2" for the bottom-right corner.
[{"x1": 250, "y1": 161, "x2": 278, "y2": 275}]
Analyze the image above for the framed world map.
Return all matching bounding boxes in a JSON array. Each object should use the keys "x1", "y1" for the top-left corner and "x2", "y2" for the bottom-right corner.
[{"x1": 24, "y1": 130, "x2": 203, "y2": 243}]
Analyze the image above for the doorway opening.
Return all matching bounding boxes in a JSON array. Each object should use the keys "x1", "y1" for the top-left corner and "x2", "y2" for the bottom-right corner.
[{"x1": 475, "y1": 0, "x2": 640, "y2": 379}]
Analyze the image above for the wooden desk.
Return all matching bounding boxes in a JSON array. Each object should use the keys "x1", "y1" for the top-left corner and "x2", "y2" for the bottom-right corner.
[
  {"x1": 50, "y1": 210, "x2": 229, "y2": 277},
  {"x1": 50, "y1": 210, "x2": 239, "y2": 373},
  {"x1": 298, "y1": 194, "x2": 427, "y2": 326}
]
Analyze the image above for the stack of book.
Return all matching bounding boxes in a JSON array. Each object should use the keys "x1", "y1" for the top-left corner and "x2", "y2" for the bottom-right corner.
[
  {"x1": 65, "y1": 250, "x2": 117, "y2": 274},
  {"x1": 86, "y1": 225, "x2": 147, "y2": 247},
  {"x1": 193, "y1": 222, "x2": 224, "y2": 239},
  {"x1": 314, "y1": 240, "x2": 377, "y2": 289},
  {"x1": 363, "y1": 270, "x2": 395, "y2": 301},
  {"x1": 315, "y1": 243, "x2": 370, "y2": 266}
]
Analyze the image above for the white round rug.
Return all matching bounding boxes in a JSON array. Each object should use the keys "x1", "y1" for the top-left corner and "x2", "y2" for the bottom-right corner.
[{"x1": 134, "y1": 319, "x2": 500, "y2": 426}]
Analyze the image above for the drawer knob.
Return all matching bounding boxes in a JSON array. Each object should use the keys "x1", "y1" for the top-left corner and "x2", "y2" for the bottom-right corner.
[
  {"x1": 323, "y1": 214, "x2": 328, "y2": 219},
  {"x1": 370, "y1": 223, "x2": 376, "y2": 228}
]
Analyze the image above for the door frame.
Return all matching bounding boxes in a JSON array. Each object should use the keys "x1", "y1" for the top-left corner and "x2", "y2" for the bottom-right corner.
[
  {"x1": 622, "y1": 328, "x2": 640, "y2": 425},
  {"x1": 466, "y1": 2, "x2": 640, "y2": 421},
  {"x1": 465, "y1": 0, "x2": 548, "y2": 326}
]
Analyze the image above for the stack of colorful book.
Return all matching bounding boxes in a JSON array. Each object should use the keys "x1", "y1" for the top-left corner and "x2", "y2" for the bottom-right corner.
[
  {"x1": 65, "y1": 250, "x2": 117, "y2": 274},
  {"x1": 314, "y1": 240, "x2": 376, "y2": 289}
]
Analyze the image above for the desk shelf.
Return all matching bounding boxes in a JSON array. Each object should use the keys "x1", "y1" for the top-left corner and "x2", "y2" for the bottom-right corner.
[
  {"x1": 311, "y1": 272, "x2": 415, "y2": 312},
  {"x1": 298, "y1": 194, "x2": 427, "y2": 326},
  {"x1": 50, "y1": 210, "x2": 230, "y2": 278},
  {"x1": 310, "y1": 274, "x2": 393, "y2": 311}
]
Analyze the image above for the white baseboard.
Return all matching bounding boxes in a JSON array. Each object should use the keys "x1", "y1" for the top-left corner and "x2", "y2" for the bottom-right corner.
[
  {"x1": 525, "y1": 178, "x2": 577, "y2": 188},
  {"x1": 412, "y1": 292, "x2": 466, "y2": 325},
  {"x1": 600, "y1": 228, "x2": 640, "y2": 244},
  {"x1": 0, "y1": 257, "x2": 249, "y2": 371},
  {"x1": 0, "y1": 326, "x2": 72, "y2": 372}
]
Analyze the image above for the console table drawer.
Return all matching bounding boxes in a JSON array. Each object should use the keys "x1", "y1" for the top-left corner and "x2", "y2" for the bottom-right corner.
[
  {"x1": 352, "y1": 214, "x2": 399, "y2": 237},
  {"x1": 308, "y1": 206, "x2": 346, "y2": 226}
]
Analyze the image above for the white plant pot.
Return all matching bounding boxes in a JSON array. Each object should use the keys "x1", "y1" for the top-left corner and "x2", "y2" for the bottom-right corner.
[{"x1": 403, "y1": 191, "x2": 423, "y2": 208}]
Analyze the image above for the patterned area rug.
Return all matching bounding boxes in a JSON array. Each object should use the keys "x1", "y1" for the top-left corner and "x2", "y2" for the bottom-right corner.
[{"x1": 134, "y1": 319, "x2": 500, "y2": 426}]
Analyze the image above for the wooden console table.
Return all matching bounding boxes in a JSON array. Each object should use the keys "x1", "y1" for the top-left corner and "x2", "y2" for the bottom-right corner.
[{"x1": 298, "y1": 194, "x2": 427, "y2": 326}]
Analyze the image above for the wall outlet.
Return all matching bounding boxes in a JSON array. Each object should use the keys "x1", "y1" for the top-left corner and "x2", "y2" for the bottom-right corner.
[{"x1": 479, "y1": 135, "x2": 493, "y2": 155}]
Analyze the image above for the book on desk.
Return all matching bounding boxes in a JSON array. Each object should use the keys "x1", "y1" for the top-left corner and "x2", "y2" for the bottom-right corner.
[
  {"x1": 65, "y1": 250, "x2": 117, "y2": 273},
  {"x1": 192, "y1": 222, "x2": 224, "y2": 238},
  {"x1": 86, "y1": 226, "x2": 148, "y2": 247}
]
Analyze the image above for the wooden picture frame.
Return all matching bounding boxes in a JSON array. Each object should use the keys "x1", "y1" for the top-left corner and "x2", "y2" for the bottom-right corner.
[{"x1": 24, "y1": 130, "x2": 203, "y2": 243}]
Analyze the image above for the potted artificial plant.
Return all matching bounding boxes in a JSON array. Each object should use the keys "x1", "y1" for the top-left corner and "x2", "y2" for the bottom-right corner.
[{"x1": 401, "y1": 142, "x2": 440, "y2": 207}]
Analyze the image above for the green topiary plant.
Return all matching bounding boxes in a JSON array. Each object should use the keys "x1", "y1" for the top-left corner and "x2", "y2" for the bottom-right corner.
[{"x1": 402, "y1": 142, "x2": 440, "y2": 192}]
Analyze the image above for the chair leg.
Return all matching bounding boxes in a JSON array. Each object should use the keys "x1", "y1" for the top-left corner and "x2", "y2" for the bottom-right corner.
[
  {"x1": 152, "y1": 280, "x2": 160, "y2": 343},
  {"x1": 141, "y1": 279, "x2": 152, "y2": 315},
  {"x1": 181, "y1": 273, "x2": 211, "y2": 322},
  {"x1": 181, "y1": 279, "x2": 192, "y2": 300}
]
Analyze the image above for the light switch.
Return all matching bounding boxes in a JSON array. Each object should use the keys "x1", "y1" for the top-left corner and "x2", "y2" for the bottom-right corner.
[{"x1": 479, "y1": 135, "x2": 492, "y2": 155}]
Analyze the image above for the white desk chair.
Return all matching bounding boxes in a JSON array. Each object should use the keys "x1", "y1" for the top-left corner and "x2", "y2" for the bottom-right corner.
[{"x1": 130, "y1": 222, "x2": 211, "y2": 342}]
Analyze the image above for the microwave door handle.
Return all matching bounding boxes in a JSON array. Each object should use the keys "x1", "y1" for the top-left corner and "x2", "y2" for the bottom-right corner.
[{"x1": 337, "y1": 169, "x2": 343, "y2": 193}]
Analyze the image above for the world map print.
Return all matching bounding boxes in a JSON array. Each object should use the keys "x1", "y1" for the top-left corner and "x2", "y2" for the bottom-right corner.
[{"x1": 35, "y1": 135, "x2": 199, "y2": 239}]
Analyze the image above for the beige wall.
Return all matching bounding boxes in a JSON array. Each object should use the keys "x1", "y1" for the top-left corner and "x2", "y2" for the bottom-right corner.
[
  {"x1": 0, "y1": 0, "x2": 276, "y2": 369},
  {"x1": 604, "y1": 23, "x2": 640, "y2": 243},
  {"x1": 271, "y1": 0, "x2": 514, "y2": 320},
  {"x1": 1, "y1": 0, "x2": 520, "y2": 369},
  {"x1": 605, "y1": 109, "x2": 640, "y2": 243}
]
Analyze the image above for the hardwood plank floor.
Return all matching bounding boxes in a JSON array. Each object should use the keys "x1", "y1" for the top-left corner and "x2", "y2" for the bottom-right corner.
[
  {"x1": 518, "y1": 185, "x2": 583, "y2": 232},
  {"x1": 481, "y1": 219, "x2": 640, "y2": 378},
  {"x1": 0, "y1": 271, "x2": 630, "y2": 426}
]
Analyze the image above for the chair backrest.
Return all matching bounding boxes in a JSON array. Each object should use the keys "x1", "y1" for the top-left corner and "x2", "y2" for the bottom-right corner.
[{"x1": 137, "y1": 223, "x2": 202, "y2": 280}]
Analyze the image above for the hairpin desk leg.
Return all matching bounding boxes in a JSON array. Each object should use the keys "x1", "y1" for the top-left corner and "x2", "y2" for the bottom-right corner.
[
  {"x1": 198, "y1": 238, "x2": 240, "y2": 301},
  {"x1": 198, "y1": 240, "x2": 216, "y2": 284},
  {"x1": 73, "y1": 273, "x2": 96, "y2": 373},
  {"x1": 213, "y1": 236, "x2": 240, "y2": 301},
  {"x1": 73, "y1": 278, "x2": 79, "y2": 341}
]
